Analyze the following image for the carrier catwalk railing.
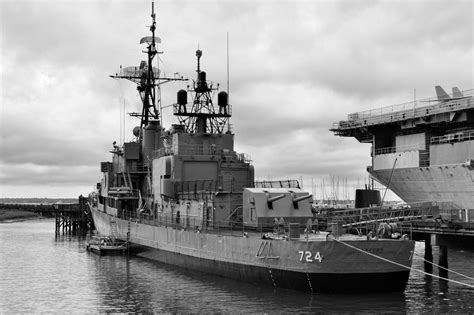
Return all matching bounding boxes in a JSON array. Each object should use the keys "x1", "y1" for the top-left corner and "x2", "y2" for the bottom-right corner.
[
  {"x1": 152, "y1": 144, "x2": 251, "y2": 162},
  {"x1": 332, "y1": 89, "x2": 473, "y2": 131},
  {"x1": 430, "y1": 129, "x2": 474, "y2": 145},
  {"x1": 373, "y1": 130, "x2": 474, "y2": 156},
  {"x1": 372, "y1": 146, "x2": 431, "y2": 167},
  {"x1": 373, "y1": 144, "x2": 426, "y2": 155}
]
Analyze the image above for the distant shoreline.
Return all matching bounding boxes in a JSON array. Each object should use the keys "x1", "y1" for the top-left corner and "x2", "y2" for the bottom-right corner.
[
  {"x1": 0, "y1": 198, "x2": 78, "y2": 204},
  {"x1": 0, "y1": 210, "x2": 42, "y2": 223}
]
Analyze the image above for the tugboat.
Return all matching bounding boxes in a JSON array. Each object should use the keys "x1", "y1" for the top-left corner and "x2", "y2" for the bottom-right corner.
[{"x1": 89, "y1": 3, "x2": 415, "y2": 293}]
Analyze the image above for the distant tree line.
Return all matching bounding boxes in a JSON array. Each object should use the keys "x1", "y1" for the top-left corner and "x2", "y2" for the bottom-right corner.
[{"x1": 0, "y1": 198, "x2": 78, "y2": 204}]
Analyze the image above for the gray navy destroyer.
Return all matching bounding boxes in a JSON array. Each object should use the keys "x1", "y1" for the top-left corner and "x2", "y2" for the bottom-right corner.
[{"x1": 89, "y1": 4, "x2": 415, "y2": 293}]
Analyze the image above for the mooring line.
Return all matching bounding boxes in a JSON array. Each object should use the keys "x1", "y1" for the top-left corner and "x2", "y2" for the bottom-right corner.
[
  {"x1": 412, "y1": 251, "x2": 474, "y2": 281},
  {"x1": 333, "y1": 238, "x2": 474, "y2": 289}
]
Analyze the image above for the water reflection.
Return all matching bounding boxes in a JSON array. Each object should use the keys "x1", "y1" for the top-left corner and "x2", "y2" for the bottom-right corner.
[
  {"x1": 84, "y1": 252, "x2": 408, "y2": 313},
  {"x1": 1, "y1": 220, "x2": 473, "y2": 313}
]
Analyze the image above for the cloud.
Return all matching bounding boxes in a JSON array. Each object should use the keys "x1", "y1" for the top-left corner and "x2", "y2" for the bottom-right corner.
[{"x1": 1, "y1": 0, "x2": 472, "y2": 198}]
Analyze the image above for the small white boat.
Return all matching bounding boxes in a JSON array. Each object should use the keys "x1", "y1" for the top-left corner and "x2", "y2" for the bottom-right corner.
[{"x1": 86, "y1": 236, "x2": 128, "y2": 255}]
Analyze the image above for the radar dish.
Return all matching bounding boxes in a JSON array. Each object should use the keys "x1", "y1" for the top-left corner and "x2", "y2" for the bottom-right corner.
[
  {"x1": 123, "y1": 66, "x2": 160, "y2": 78},
  {"x1": 140, "y1": 36, "x2": 161, "y2": 44}
]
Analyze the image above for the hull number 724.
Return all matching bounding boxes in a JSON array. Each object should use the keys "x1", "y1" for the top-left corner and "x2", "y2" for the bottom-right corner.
[{"x1": 298, "y1": 250, "x2": 323, "y2": 263}]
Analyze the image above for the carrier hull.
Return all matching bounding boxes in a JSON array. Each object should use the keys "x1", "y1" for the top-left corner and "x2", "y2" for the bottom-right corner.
[
  {"x1": 91, "y1": 207, "x2": 414, "y2": 293},
  {"x1": 370, "y1": 164, "x2": 474, "y2": 209},
  {"x1": 331, "y1": 87, "x2": 474, "y2": 212}
]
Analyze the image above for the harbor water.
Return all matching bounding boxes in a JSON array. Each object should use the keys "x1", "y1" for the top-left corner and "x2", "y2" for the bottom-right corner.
[{"x1": 1, "y1": 219, "x2": 473, "y2": 313}]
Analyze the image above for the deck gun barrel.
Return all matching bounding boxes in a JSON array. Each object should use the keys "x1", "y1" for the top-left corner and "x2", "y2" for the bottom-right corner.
[
  {"x1": 292, "y1": 194, "x2": 313, "y2": 209},
  {"x1": 293, "y1": 194, "x2": 313, "y2": 203},
  {"x1": 266, "y1": 193, "x2": 286, "y2": 209}
]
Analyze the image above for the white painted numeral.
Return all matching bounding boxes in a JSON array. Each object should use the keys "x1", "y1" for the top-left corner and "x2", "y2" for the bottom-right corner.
[
  {"x1": 314, "y1": 251, "x2": 322, "y2": 263},
  {"x1": 298, "y1": 250, "x2": 322, "y2": 263}
]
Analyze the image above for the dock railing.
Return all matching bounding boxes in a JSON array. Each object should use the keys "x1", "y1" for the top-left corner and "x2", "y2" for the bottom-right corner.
[{"x1": 320, "y1": 205, "x2": 436, "y2": 236}]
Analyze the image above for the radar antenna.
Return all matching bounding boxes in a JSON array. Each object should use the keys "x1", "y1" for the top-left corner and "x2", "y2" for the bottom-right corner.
[
  {"x1": 174, "y1": 50, "x2": 231, "y2": 134},
  {"x1": 110, "y1": 2, "x2": 187, "y2": 140}
]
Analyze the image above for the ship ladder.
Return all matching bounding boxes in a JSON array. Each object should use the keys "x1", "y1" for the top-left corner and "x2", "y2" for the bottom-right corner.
[
  {"x1": 256, "y1": 241, "x2": 280, "y2": 260},
  {"x1": 122, "y1": 173, "x2": 130, "y2": 189},
  {"x1": 127, "y1": 173, "x2": 133, "y2": 190}
]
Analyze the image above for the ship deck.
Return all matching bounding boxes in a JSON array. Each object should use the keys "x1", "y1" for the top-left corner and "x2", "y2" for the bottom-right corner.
[
  {"x1": 331, "y1": 89, "x2": 473, "y2": 140},
  {"x1": 137, "y1": 220, "x2": 391, "y2": 243},
  {"x1": 258, "y1": 231, "x2": 382, "y2": 242}
]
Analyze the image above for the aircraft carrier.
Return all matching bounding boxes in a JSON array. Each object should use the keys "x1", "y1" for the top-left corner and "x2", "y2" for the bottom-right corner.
[{"x1": 331, "y1": 87, "x2": 474, "y2": 221}]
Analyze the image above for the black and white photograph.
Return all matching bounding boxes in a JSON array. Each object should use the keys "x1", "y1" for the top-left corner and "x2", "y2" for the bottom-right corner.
[{"x1": 1, "y1": 0, "x2": 473, "y2": 313}]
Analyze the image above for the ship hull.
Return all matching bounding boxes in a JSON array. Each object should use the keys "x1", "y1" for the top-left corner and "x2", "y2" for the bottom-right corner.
[
  {"x1": 370, "y1": 164, "x2": 474, "y2": 210},
  {"x1": 91, "y1": 208, "x2": 414, "y2": 293},
  {"x1": 138, "y1": 248, "x2": 409, "y2": 293}
]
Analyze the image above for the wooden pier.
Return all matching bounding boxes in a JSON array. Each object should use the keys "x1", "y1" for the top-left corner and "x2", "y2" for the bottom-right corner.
[
  {"x1": 0, "y1": 196, "x2": 94, "y2": 235},
  {"x1": 54, "y1": 196, "x2": 94, "y2": 235}
]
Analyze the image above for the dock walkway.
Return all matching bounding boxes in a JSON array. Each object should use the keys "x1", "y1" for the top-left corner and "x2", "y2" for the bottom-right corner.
[{"x1": 0, "y1": 196, "x2": 93, "y2": 234}]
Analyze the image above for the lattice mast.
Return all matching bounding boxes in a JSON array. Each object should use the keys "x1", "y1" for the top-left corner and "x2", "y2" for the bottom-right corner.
[
  {"x1": 110, "y1": 2, "x2": 187, "y2": 140},
  {"x1": 175, "y1": 50, "x2": 231, "y2": 134}
]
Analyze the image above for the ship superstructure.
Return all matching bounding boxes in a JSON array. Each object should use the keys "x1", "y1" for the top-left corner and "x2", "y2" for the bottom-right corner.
[
  {"x1": 89, "y1": 3, "x2": 415, "y2": 294},
  {"x1": 331, "y1": 87, "x2": 474, "y2": 216}
]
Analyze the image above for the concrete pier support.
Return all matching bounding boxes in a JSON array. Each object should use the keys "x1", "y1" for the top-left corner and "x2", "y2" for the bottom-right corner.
[{"x1": 428, "y1": 234, "x2": 449, "y2": 279}]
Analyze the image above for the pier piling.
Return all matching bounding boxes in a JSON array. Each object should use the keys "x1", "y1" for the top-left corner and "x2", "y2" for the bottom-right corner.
[
  {"x1": 439, "y1": 245, "x2": 448, "y2": 278},
  {"x1": 424, "y1": 237, "x2": 433, "y2": 272},
  {"x1": 54, "y1": 196, "x2": 94, "y2": 236}
]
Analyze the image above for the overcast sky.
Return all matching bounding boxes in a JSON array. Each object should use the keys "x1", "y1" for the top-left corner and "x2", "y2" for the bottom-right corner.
[{"x1": 1, "y1": 0, "x2": 472, "y2": 199}]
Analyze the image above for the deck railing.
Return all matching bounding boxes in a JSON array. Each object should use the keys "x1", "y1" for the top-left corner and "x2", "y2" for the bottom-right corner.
[
  {"x1": 125, "y1": 161, "x2": 149, "y2": 173},
  {"x1": 152, "y1": 145, "x2": 251, "y2": 162},
  {"x1": 254, "y1": 180, "x2": 301, "y2": 189},
  {"x1": 108, "y1": 203, "x2": 474, "y2": 239},
  {"x1": 373, "y1": 144, "x2": 426, "y2": 155},
  {"x1": 333, "y1": 89, "x2": 473, "y2": 130},
  {"x1": 117, "y1": 209, "x2": 291, "y2": 237},
  {"x1": 430, "y1": 130, "x2": 474, "y2": 145}
]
